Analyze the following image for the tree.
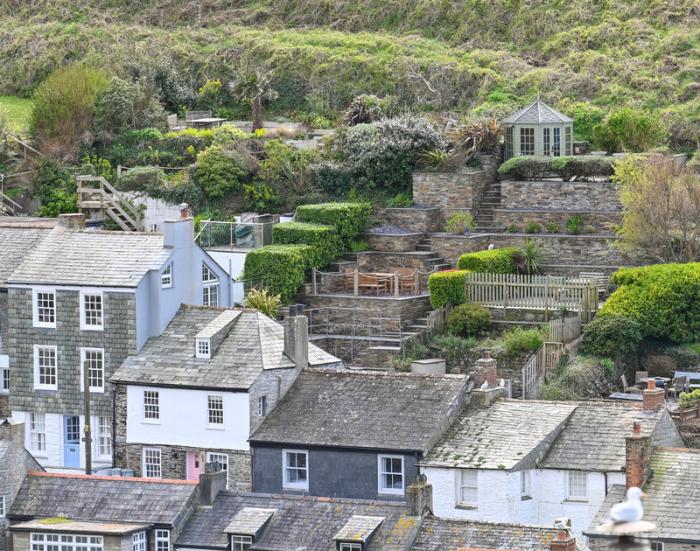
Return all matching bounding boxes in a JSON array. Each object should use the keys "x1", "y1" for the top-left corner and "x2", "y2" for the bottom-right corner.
[
  {"x1": 228, "y1": 67, "x2": 278, "y2": 131},
  {"x1": 592, "y1": 108, "x2": 667, "y2": 153},
  {"x1": 614, "y1": 155, "x2": 700, "y2": 263}
]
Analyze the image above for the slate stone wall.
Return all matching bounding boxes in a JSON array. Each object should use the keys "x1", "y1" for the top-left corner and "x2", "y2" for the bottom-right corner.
[
  {"x1": 0, "y1": 291, "x2": 7, "y2": 354},
  {"x1": 500, "y1": 179, "x2": 621, "y2": 210},
  {"x1": 492, "y1": 209, "x2": 622, "y2": 234},
  {"x1": 7, "y1": 288, "x2": 137, "y2": 417},
  {"x1": 356, "y1": 252, "x2": 437, "y2": 273},
  {"x1": 380, "y1": 207, "x2": 441, "y2": 233},
  {"x1": 362, "y1": 232, "x2": 423, "y2": 253}
]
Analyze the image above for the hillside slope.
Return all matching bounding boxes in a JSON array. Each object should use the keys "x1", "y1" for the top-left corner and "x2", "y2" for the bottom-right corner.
[{"x1": 1, "y1": 0, "x2": 699, "y2": 144}]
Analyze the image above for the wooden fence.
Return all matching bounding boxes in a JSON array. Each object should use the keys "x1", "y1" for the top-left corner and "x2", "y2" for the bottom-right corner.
[
  {"x1": 547, "y1": 316, "x2": 582, "y2": 344},
  {"x1": 465, "y1": 273, "x2": 598, "y2": 322}
]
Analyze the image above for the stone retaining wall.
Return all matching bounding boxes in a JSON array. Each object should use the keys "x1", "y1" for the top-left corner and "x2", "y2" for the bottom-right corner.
[
  {"x1": 380, "y1": 207, "x2": 441, "y2": 233},
  {"x1": 500, "y1": 179, "x2": 621, "y2": 210},
  {"x1": 356, "y1": 251, "x2": 437, "y2": 273},
  {"x1": 362, "y1": 231, "x2": 423, "y2": 252},
  {"x1": 492, "y1": 209, "x2": 622, "y2": 234}
]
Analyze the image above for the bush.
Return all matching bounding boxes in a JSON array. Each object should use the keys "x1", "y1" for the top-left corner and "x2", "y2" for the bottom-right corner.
[
  {"x1": 342, "y1": 94, "x2": 384, "y2": 126},
  {"x1": 243, "y1": 244, "x2": 313, "y2": 304},
  {"x1": 565, "y1": 214, "x2": 584, "y2": 235},
  {"x1": 350, "y1": 239, "x2": 369, "y2": 253},
  {"x1": 546, "y1": 222, "x2": 560, "y2": 233},
  {"x1": 431, "y1": 334, "x2": 477, "y2": 367},
  {"x1": 525, "y1": 221, "x2": 541, "y2": 234},
  {"x1": 538, "y1": 355, "x2": 609, "y2": 401},
  {"x1": 295, "y1": 202, "x2": 372, "y2": 246},
  {"x1": 193, "y1": 145, "x2": 249, "y2": 200},
  {"x1": 457, "y1": 247, "x2": 518, "y2": 273},
  {"x1": 447, "y1": 303, "x2": 491, "y2": 337},
  {"x1": 387, "y1": 192, "x2": 414, "y2": 208},
  {"x1": 592, "y1": 108, "x2": 667, "y2": 153},
  {"x1": 498, "y1": 155, "x2": 616, "y2": 180},
  {"x1": 35, "y1": 160, "x2": 77, "y2": 217},
  {"x1": 506, "y1": 223, "x2": 520, "y2": 233},
  {"x1": 308, "y1": 160, "x2": 354, "y2": 196},
  {"x1": 244, "y1": 287, "x2": 282, "y2": 319},
  {"x1": 446, "y1": 212, "x2": 476, "y2": 234},
  {"x1": 118, "y1": 166, "x2": 163, "y2": 191},
  {"x1": 272, "y1": 221, "x2": 343, "y2": 268},
  {"x1": 600, "y1": 264, "x2": 700, "y2": 343},
  {"x1": 428, "y1": 269, "x2": 470, "y2": 308},
  {"x1": 680, "y1": 389, "x2": 700, "y2": 410},
  {"x1": 581, "y1": 314, "x2": 644, "y2": 358},
  {"x1": 502, "y1": 327, "x2": 545, "y2": 356}
]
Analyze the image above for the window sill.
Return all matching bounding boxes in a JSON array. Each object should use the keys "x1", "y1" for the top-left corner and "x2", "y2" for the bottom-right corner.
[
  {"x1": 32, "y1": 324, "x2": 57, "y2": 330},
  {"x1": 80, "y1": 327, "x2": 104, "y2": 332},
  {"x1": 455, "y1": 504, "x2": 478, "y2": 511},
  {"x1": 206, "y1": 424, "x2": 225, "y2": 431},
  {"x1": 521, "y1": 495, "x2": 532, "y2": 501},
  {"x1": 141, "y1": 419, "x2": 161, "y2": 425},
  {"x1": 34, "y1": 387, "x2": 58, "y2": 392},
  {"x1": 282, "y1": 486, "x2": 309, "y2": 493},
  {"x1": 564, "y1": 498, "x2": 589, "y2": 503},
  {"x1": 378, "y1": 490, "x2": 405, "y2": 497}
]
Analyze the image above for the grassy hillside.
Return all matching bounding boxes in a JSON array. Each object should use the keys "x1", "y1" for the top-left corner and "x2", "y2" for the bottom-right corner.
[
  {"x1": 0, "y1": 96, "x2": 33, "y2": 134},
  {"x1": 1, "y1": 0, "x2": 699, "y2": 145}
]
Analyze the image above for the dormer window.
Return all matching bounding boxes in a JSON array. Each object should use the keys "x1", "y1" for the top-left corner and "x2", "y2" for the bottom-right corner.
[
  {"x1": 333, "y1": 516, "x2": 384, "y2": 551},
  {"x1": 196, "y1": 338, "x2": 211, "y2": 359},
  {"x1": 225, "y1": 508, "x2": 276, "y2": 551},
  {"x1": 161, "y1": 263, "x2": 173, "y2": 288},
  {"x1": 337, "y1": 544, "x2": 362, "y2": 551},
  {"x1": 231, "y1": 535, "x2": 252, "y2": 551}
]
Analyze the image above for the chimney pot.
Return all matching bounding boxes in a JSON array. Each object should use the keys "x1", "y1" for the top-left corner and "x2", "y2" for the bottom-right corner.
[
  {"x1": 642, "y1": 385, "x2": 665, "y2": 412},
  {"x1": 647, "y1": 378, "x2": 656, "y2": 390},
  {"x1": 549, "y1": 528, "x2": 577, "y2": 551},
  {"x1": 474, "y1": 353, "x2": 497, "y2": 389},
  {"x1": 179, "y1": 203, "x2": 190, "y2": 219}
]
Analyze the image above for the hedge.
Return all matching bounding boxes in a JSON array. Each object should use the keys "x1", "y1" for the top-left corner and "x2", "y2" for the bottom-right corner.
[
  {"x1": 272, "y1": 221, "x2": 343, "y2": 268},
  {"x1": 242, "y1": 244, "x2": 313, "y2": 304},
  {"x1": 428, "y1": 269, "x2": 470, "y2": 309},
  {"x1": 599, "y1": 263, "x2": 700, "y2": 343},
  {"x1": 498, "y1": 155, "x2": 616, "y2": 180},
  {"x1": 447, "y1": 303, "x2": 491, "y2": 337},
  {"x1": 295, "y1": 202, "x2": 372, "y2": 246},
  {"x1": 457, "y1": 247, "x2": 519, "y2": 273}
]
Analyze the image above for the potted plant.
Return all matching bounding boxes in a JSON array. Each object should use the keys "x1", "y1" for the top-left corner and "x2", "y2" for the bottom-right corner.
[{"x1": 446, "y1": 212, "x2": 476, "y2": 235}]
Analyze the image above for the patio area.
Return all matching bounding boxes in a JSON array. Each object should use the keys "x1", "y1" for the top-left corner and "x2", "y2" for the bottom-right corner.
[{"x1": 310, "y1": 267, "x2": 432, "y2": 297}]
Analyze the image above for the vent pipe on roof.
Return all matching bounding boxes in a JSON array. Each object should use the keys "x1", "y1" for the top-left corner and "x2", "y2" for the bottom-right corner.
[{"x1": 284, "y1": 304, "x2": 308, "y2": 370}]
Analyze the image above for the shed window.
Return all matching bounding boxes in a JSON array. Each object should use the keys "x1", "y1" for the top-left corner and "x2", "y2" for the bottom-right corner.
[
  {"x1": 520, "y1": 128, "x2": 535, "y2": 156},
  {"x1": 504, "y1": 126, "x2": 513, "y2": 159},
  {"x1": 543, "y1": 127, "x2": 550, "y2": 155},
  {"x1": 231, "y1": 535, "x2": 252, "y2": 551},
  {"x1": 565, "y1": 126, "x2": 572, "y2": 155},
  {"x1": 567, "y1": 471, "x2": 588, "y2": 501},
  {"x1": 378, "y1": 455, "x2": 404, "y2": 495},
  {"x1": 458, "y1": 469, "x2": 478, "y2": 507},
  {"x1": 552, "y1": 127, "x2": 561, "y2": 156}
]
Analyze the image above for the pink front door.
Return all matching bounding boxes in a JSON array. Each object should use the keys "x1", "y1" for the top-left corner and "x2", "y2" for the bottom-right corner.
[{"x1": 186, "y1": 451, "x2": 202, "y2": 480}]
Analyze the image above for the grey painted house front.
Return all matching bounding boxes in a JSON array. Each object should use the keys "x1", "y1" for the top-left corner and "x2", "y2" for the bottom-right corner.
[{"x1": 249, "y1": 370, "x2": 468, "y2": 501}]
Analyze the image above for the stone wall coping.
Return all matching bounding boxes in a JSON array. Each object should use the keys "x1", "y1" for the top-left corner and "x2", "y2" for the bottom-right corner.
[
  {"x1": 307, "y1": 293, "x2": 430, "y2": 301},
  {"x1": 493, "y1": 207, "x2": 622, "y2": 214},
  {"x1": 356, "y1": 250, "x2": 436, "y2": 258},
  {"x1": 500, "y1": 178, "x2": 615, "y2": 185},
  {"x1": 431, "y1": 232, "x2": 620, "y2": 240},
  {"x1": 384, "y1": 206, "x2": 440, "y2": 212},
  {"x1": 414, "y1": 168, "x2": 486, "y2": 176},
  {"x1": 362, "y1": 230, "x2": 425, "y2": 237}
]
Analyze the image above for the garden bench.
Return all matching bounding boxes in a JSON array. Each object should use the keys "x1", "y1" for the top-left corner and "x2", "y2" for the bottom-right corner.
[
  {"x1": 621, "y1": 374, "x2": 642, "y2": 395},
  {"x1": 185, "y1": 110, "x2": 213, "y2": 121},
  {"x1": 358, "y1": 273, "x2": 390, "y2": 295}
]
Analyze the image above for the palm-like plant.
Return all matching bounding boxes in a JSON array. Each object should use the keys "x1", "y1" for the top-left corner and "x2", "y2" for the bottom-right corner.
[
  {"x1": 244, "y1": 287, "x2": 282, "y2": 319},
  {"x1": 516, "y1": 238, "x2": 543, "y2": 275},
  {"x1": 447, "y1": 118, "x2": 502, "y2": 166},
  {"x1": 229, "y1": 67, "x2": 279, "y2": 131}
]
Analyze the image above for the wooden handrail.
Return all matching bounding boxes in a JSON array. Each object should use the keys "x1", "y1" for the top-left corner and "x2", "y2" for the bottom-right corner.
[{"x1": 2, "y1": 132, "x2": 44, "y2": 159}]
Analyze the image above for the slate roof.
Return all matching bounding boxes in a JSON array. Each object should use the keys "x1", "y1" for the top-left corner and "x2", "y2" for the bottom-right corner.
[
  {"x1": 111, "y1": 306, "x2": 341, "y2": 390},
  {"x1": 8, "y1": 227, "x2": 171, "y2": 287},
  {"x1": 503, "y1": 99, "x2": 573, "y2": 124},
  {"x1": 0, "y1": 224, "x2": 52, "y2": 287},
  {"x1": 587, "y1": 448, "x2": 700, "y2": 542},
  {"x1": 10, "y1": 520, "x2": 150, "y2": 535},
  {"x1": 175, "y1": 492, "x2": 418, "y2": 551},
  {"x1": 540, "y1": 401, "x2": 681, "y2": 472},
  {"x1": 9, "y1": 472, "x2": 197, "y2": 526},
  {"x1": 421, "y1": 400, "x2": 577, "y2": 470},
  {"x1": 249, "y1": 369, "x2": 467, "y2": 452},
  {"x1": 411, "y1": 517, "x2": 588, "y2": 551},
  {"x1": 223, "y1": 508, "x2": 276, "y2": 536}
]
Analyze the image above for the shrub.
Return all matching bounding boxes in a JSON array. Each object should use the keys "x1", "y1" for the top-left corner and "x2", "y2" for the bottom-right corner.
[
  {"x1": 515, "y1": 238, "x2": 543, "y2": 275},
  {"x1": 446, "y1": 212, "x2": 476, "y2": 234},
  {"x1": 295, "y1": 202, "x2": 372, "y2": 246},
  {"x1": 525, "y1": 221, "x2": 541, "y2": 234},
  {"x1": 193, "y1": 145, "x2": 248, "y2": 200},
  {"x1": 387, "y1": 192, "x2": 414, "y2": 208},
  {"x1": 580, "y1": 314, "x2": 644, "y2": 358},
  {"x1": 502, "y1": 327, "x2": 545, "y2": 356},
  {"x1": 308, "y1": 160, "x2": 354, "y2": 196},
  {"x1": 498, "y1": 156, "x2": 616, "y2": 180},
  {"x1": 244, "y1": 287, "x2": 282, "y2": 319},
  {"x1": 350, "y1": 239, "x2": 370, "y2": 253},
  {"x1": 431, "y1": 334, "x2": 477, "y2": 366},
  {"x1": 565, "y1": 214, "x2": 584, "y2": 235},
  {"x1": 546, "y1": 222, "x2": 560, "y2": 233},
  {"x1": 428, "y1": 269, "x2": 470, "y2": 308},
  {"x1": 35, "y1": 160, "x2": 77, "y2": 217},
  {"x1": 272, "y1": 221, "x2": 343, "y2": 268},
  {"x1": 243, "y1": 244, "x2": 313, "y2": 304},
  {"x1": 538, "y1": 355, "x2": 609, "y2": 401},
  {"x1": 680, "y1": 389, "x2": 700, "y2": 410},
  {"x1": 457, "y1": 247, "x2": 518, "y2": 273},
  {"x1": 600, "y1": 263, "x2": 700, "y2": 343},
  {"x1": 447, "y1": 303, "x2": 491, "y2": 337},
  {"x1": 342, "y1": 94, "x2": 384, "y2": 126},
  {"x1": 592, "y1": 108, "x2": 667, "y2": 153},
  {"x1": 118, "y1": 166, "x2": 163, "y2": 191},
  {"x1": 506, "y1": 223, "x2": 520, "y2": 233}
]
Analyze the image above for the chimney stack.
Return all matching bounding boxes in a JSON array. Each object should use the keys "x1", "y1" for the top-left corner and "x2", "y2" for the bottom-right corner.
[
  {"x1": 474, "y1": 351, "x2": 497, "y2": 389},
  {"x1": 284, "y1": 305, "x2": 309, "y2": 370},
  {"x1": 0, "y1": 419, "x2": 26, "y2": 450},
  {"x1": 198, "y1": 464, "x2": 228, "y2": 506},
  {"x1": 642, "y1": 379, "x2": 665, "y2": 411},
  {"x1": 625, "y1": 421, "x2": 651, "y2": 489},
  {"x1": 549, "y1": 522, "x2": 577, "y2": 551},
  {"x1": 179, "y1": 203, "x2": 190, "y2": 220},
  {"x1": 57, "y1": 213, "x2": 85, "y2": 230},
  {"x1": 405, "y1": 475, "x2": 433, "y2": 516}
]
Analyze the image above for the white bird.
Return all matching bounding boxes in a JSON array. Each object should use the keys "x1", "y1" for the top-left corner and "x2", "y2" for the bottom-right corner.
[
  {"x1": 498, "y1": 378, "x2": 505, "y2": 388},
  {"x1": 488, "y1": 243, "x2": 495, "y2": 250},
  {"x1": 480, "y1": 381, "x2": 489, "y2": 390},
  {"x1": 608, "y1": 487, "x2": 645, "y2": 523}
]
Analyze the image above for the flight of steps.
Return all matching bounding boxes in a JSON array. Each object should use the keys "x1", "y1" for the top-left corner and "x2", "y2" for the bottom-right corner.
[
  {"x1": 474, "y1": 180, "x2": 504, "y2": 233},
  {"x1": 415, "y1": 236, "x2": 451, "y2": 271},
  {"x1": 349, "y1": 314, "x2": 430, "y2": 369}
]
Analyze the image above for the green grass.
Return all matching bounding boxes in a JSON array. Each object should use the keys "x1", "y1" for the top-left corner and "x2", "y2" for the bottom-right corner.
[{"x1": 0, "y1": 95, "x2": 33, "y2": 134}]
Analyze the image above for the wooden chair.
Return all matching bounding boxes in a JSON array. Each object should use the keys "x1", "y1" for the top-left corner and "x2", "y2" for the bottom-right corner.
[
  {"x1": 343, "y1": 268, "x2": 355, "y2": 292},
  {"x1": 395, "y1": 268, "x2": 418, "y2": 295},
  {"x1": 358, "y1": 273, "x2": 387, "y2": 295},
  {"x1": 621, "y1": 374, "x2": 642, "y2": 395},
  {"x1": 667, "y1": 376, "x2": 689, "y2": 399},
  {"x1": 635, "y1": 371, "x2": 649, "y2": 388}
]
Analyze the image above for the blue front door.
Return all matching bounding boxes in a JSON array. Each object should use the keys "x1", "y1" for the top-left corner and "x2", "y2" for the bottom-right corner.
[{"x1": 63, "y1": 415, "x2": 81, "y2": 467}]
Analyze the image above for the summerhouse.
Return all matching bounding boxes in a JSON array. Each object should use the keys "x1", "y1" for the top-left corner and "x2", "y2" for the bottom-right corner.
[{"x1": 503, "y1": 99, "x2": 573, "y2": 160}]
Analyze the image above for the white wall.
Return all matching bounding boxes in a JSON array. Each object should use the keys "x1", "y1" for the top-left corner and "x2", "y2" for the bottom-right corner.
[
  {"x1": 423, "y1": 466, "x2": 625, "y2": 538},
  {"x1": 122, "y1": 192, "x2": 182, "y2": 233},
  {"x1": 126, "y1": 386, "x2": 250, "y2": 450}
]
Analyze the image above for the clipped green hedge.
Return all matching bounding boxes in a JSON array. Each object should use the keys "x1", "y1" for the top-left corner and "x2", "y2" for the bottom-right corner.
[
  {"x1": 498, "y1": 155, "x2": 616, "y2": 180},
  {"x1": 457, "y1": 247, "x2": 519, "y2": 273},
  {"x1": 272, "y1": 221, "x2": 343, "y2": 268},
  {"x1": 428, "y1": 269, "x2": 470, "y2": 309},
  {"x1": 295, "y1": 202, "x2": 372, "y2": 246},
  {"x1": 243, "y1": 244, "x2": 313, "y2": 304},
  {"x1": 600, "y1": 263, "x2": 700, "y2": 343},
  {"x1": 447, "y1": 302, "x2": 491, "y2": 337}
]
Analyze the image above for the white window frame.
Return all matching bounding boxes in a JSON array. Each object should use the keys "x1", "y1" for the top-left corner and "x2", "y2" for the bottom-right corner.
[
  {"x1": 29, "y1": 413, "x2": 47, "y2": 454},
  {"x1": 79, "y1": 291, "x2": 104, "y2": 331},
  {"x1": 206, "y1": 451, "x2": 229, "y2": 489},
  {"x1": 377, "y1": 454, "x2": 404, "y2": 496},
  {"x1": 196, "y1": 338, "x2": 211, "y2": 359},
  {"x1": 202, "y1": 263, "x2": 220, "y2": 307},
  {"x1": 258, "y1": 395, "x2": 267, "y2": 416},
  {"x1": 650, "y1": 542, "x2": 664, "y2": 551},
  {"x1": 33, "y1": 345, "x2": 58, "y2": 390},
  {"x1": 32, "y1": 288, "x2": 57, "y2": 329},
  {"x1": 97, "y1": 416, "x2": 112, "y2": 458},
  {"x1": 142, "y1": 448, "x2": 162, "y2": 479},
  {"x1": 456, "y1": 469, "x2": 478, "y2": 508},
  {"x1": 79, "y1": 347, "x2": 105, "y2": 393},
  {"x1": 207, "y1": 395, "x2": 224, "y2": 426},
  {"x1": 143, "y1": 390, "x2": 160, "y2": 422},
  {"x1": 567, "y1": 471, "x2": 589, "y2": 501},
  {"x1": 0, "y1": 355, "x2": 8, "y2": 395},
  {"x1": 338, "y1": 544, "x2": 362, "y2": 551},
  {"x1": 520, "y1": 470, "x2": 531, "y2": 499},
  {"x1": 283, "y1": 449, "x2": 309, "y2": 491},
  {"x1": 31, "y1": 533, "x2": 102, "y2": 551},
  {"x1": 132, "y1": 532, "x2": 146, "y2": 551},
  {"x1": 161, "y1": 263, "x2": 173, "y2": 289},
  {"x1": 155, "y1": 530, "x2": 170, "y2": 551},
  {"x1": 231, "y1": 535, "x2": 252, "y2": 551},
  {"x1": 0, "y1": 495, "x2": 5, "y2": 518}
]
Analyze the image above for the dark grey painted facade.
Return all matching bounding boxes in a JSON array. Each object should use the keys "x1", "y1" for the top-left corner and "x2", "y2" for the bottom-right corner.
[{"x1": 251, "y1": 444, "x2": 420, "y2": 501}]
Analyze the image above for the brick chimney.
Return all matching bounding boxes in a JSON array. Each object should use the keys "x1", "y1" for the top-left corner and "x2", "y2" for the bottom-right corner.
[
  {"x1": 162, "y1": 218, "x2": 195, "y2": 249},
  {"x1": 474, "y1": 351, "x2": 497, "y2": 388},
  {"x1": 625, "y1": 421, "x2": 651, "y2": 489},
  {"x1": 642, "y1": 379, "x2": 665, "y2": 411},
  {"x1": 179, "y1": 203, "x2": 190, "y2": 220},
  {"x1": 549, "y1": 525, "x2": 577, "y2": 551},
  {"x1": 284, "y1": 304, "x2": 309, "y2": 370},
  {"x1": 405, "y1": 475, "x2": 433, "y2": 516},
  {"x1": 57, "y1": 213, "x2": 85, "y2": 230}
]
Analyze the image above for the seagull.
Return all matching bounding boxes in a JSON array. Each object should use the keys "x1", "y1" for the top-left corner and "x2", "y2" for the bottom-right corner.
[
  {"x1": 488, "y1": 243, "x2": 495, "y2": 250},
  {"x1": 608, "y1": 487, "x2": 645, "y2": 523},
  {"x1": 498, "y1": 378, "x2": 505, "y2": 388},
  {"x1": 480, "y1": 381, "x2": 489, "y2": 390}
]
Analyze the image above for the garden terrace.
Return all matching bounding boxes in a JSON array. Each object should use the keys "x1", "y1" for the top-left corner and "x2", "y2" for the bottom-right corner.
[
  {"x1": 380, "y1": 206, "x2": 442, "y2": 234},
  {"x1": 492, "y1": 208, "x2": 622, "y2": 235},
  {"x1": 361, "y1": 228, "x2": 424, "y2": 253},
  {"x1": 310, "y1": 267, "x2": 432, "y2": 297},
  {"x1": 499, "y1": 178, "x2": 621, "y2": 211}
]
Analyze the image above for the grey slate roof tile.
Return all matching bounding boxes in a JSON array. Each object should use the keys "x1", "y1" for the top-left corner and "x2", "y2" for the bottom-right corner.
[
  {"x1": 223, "y1": 507, "x2": 276, "y2": 536},
  {"x1": 333, "y1": 515, "x2": 385, "y2": 542},
  {"x1": 249, "y1": 369, "x2": 467, "y2": 452},
  {"x1": 175, "y1": 492, "x2": 417, "y2": 551},
  {"x1": 0, "y1": 225, "x2": 52, "y2": 287},
  {"x1": 9, "y1": 473, "x2": 197, "y2": 526},
  {"x1": 8, "y1": 227, "x2": 171, "y2": 287},
  {"x1": 111, "y1": 306, "x2": 341, "y2": 390},
  {"x1": 503, "y1": 99, "x2": 573, "y2": 124}
]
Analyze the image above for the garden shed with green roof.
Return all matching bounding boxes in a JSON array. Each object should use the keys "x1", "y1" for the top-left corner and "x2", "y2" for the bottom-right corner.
[{"x1": 503, "y1": 99, "x2": 573, "y2": 160}]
